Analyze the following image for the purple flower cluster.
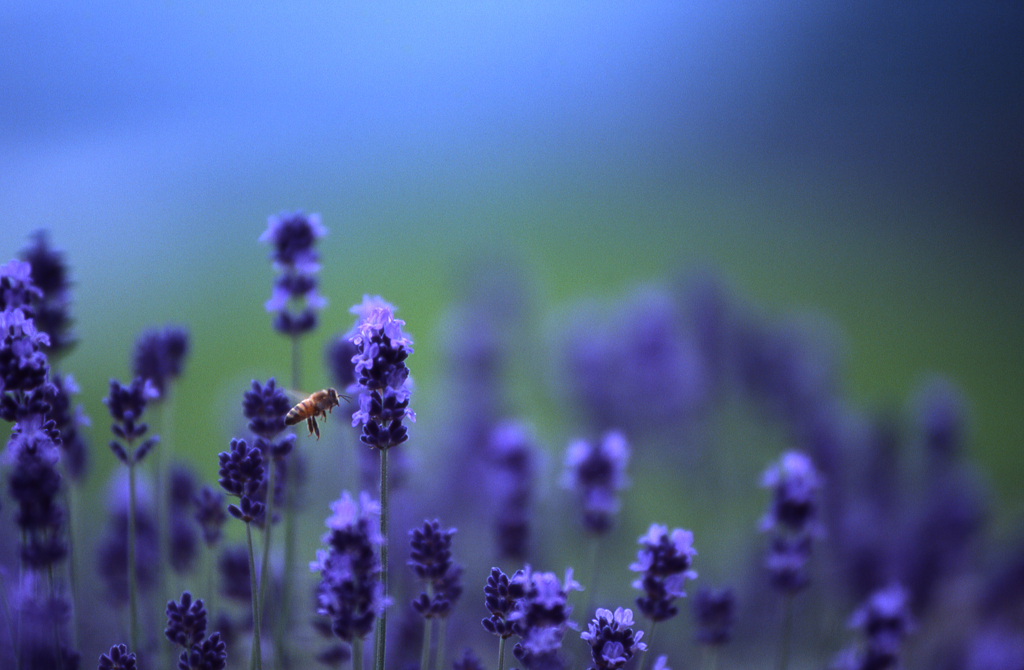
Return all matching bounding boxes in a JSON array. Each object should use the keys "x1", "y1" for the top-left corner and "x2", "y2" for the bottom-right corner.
[
  {"x1": 508, "y1": 567, "x2": 583, "y2": 669},
  {"x1": 347, "y1": 296, "x2": 415, "y2": 451},
  {"x1": 692, "y1": 586, "x2": 735, "y2": 646},
  {"x1": 19, "y1": 231, "x2": 75, "y2": 358},
  {"x1": 216, "y1": 438, "x2": 264, "y2": 524},
  {"x1": 489, "y1": 421, "x2": 536, "y2": 560},
  {"x1": 310, "y1": 491, "x2": 385, "y2": 643},
  {"x1": 105, "y1": 377, "x2": 159, "y2": 465},
  {"x1": 260, "y1": 210, "x2": 328, "y2": 336},
  {"x1": 580, "y1": 607, "x2": 647, "y2": 670},
  {"x1": 408, "y1": 519, "x2": 462, "y2": 619},
  {"x1": 831, "y1": 584, "x2": 915, "y2": 670},
  {"x1": 132, "y1": 326, "x2": 189, "y2": 400},
  {"x1": 630, "y1": 524, "x2": 698, "y2": 623},
  {"x1": 562, "y1": 430, "x2": 630, "y2": 535},
  {"x1": 760, "y1": 451, "x2": 821, "y2": 593},
  {"x1": 164, "y1": 591, "x2": 227, "y2": 670}
]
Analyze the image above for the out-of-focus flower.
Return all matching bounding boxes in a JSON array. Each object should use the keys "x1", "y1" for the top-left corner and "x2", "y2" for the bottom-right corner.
[
  {"x1": 760, "y1": 451, "x2": 821, "y2": 594},
  {"x1": 132, "y1": 326, "x2": 189, "y2": 400},
  {"x1": 408, "y1": 519, "x2": 462, "y2": 619},
  {"x1": 19, "y1": 231, "x2": 76, "y2": 357},
  {"x1": 310, "y1": 491, "x2": 385, "y2": 643},
  {"x1": 509, "y1": 566, "x2": 583, "y2": 669},
  {"x1": 260, "y1": 211, "x2": 327, "y2": 336},
  {"x1": 490, "y1": 421, "x2": 536, "y2": 561},
  {"x1": 692, "y1": 586, "x2": 736, "y2": 646},
  {"x1": 630, "y1": 524, "x2": 698, "y2": 622},
  {"x1": 562, "y1": 430, "x2": 630, "y2": 535}
]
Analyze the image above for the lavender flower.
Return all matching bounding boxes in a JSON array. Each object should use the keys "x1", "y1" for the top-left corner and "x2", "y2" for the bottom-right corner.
[
  {"x1": 194, "y1": 486, "x2": 227, "y2": 546},
  {"x1": 831, "y1": 584, "x2": 915, "y2": 670},
  {"x1": 692, "y1": 586, "x2": 735, "y2": 646},
  {"x1": 562, "y1": 430, "x2": 630, "y2": 535},
  {"x1": 482, "y1": 567, "x2": 522, "y2": 639},
  {"x1": 348, "y1": 296, "x2": 416, "y2": 451},
  {"x1": 630, "y1": 524, "x2": 698, "y2": 623},
  {"x1": 408, "y1": 519, "x2": 462, "y2": 618},
  {"x1": 47, "y1": 372, "x2": 89, "y2": 480},
  {"x1": 217, "y1": 545, "x2": 252, "y2": 603},
  {"x1": 165, "y1": 591, "x2": 228, "y2": 670},
  {"x1": 580, "y1": 608, "x2": 647, "y2": 670},
  {"x1": 96, "y1": 472, "x2": 159, "y2": 604},
  {"x1": 98, "y1": 644, "x2": 137, "y2": 670},
  {"x1": 260, "y1": 210, "x2": 328, "y2": 336},
  {"x1": 0, "y1": 259, "x2": 42, "y2": 313},
  {"x1": 19, "y1": 230, "x2": 76, "y2": 357},
  {"x1": 326, "y1": 335, "x2": 358, "y2": 390},
  {"x1": 509, "y1": 566, "x2": 583, "y2": 669},
  {"x1": 452, "y1": 648, "x2": 486, "y2": 670},
  {"x1": 310, "y1": 491, "x2": 385, "y2": 643},
  {"x1": 217, "y1": 438, "x2": 265, "y2": 523},
  {"x1": 760, "y1": 451, "x2": 821, "y2": 594},
  {"x1": 104, "y1": 377, "x2": 158, "y2": 465},
  {"x1": 132, "y1": 326, "x2": 190, "y2": 400},
  {"x1": 1, "y1": 306, "x2": 51, "y2": 411},
  {"x1": 489, "y1": 422, "x2": 536, "y2": 561}
]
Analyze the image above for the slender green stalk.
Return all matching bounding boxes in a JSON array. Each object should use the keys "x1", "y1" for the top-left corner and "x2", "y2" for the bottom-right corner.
[
  {"x1": 583, "y1": 534, "x2": 601, "y2": 617},
  {"x1": 64, "y1": 485, "x2": 80, "y2": 651},
  {"x1": 352, "y1": 637, "x2": 364, "y2": 670},
  {"x1": 434, "y1": 618, "x2": 448, "y2": 670},
  {"x1": 702, "y1": 647, "x2": 719, "y2": 670},
  {"x1": 374, "y1": 445, "x2": 390, "y2": 670},
  {"x1": 496, "y1": 636, "x2": 506, "y2": 670},
  {"x1": 246, "y1": 522, "x2": 262, "y2": 670},
  {"x1": 127, "y1": 456, "x2": 139, "y2": 656},
  {"x1": 636, "y1": 622, "x2": 656, "y2": 670},
  {"x1": 277, "y1": 459, "x2": 299, "y2": 670},
  {"x1": 155, "y1": 400, "x2": 175, "y2": 670},
  {"x1": 419, "y1": 615, "x2": 433, "y2": 670},
  {"x1": 47, "y1": 564, "x2": 64, "y2": 670},
  {"x1": 776, "y1": 593, "x2": 794, "y2": 670},
  {"x1": 257, "y1": 457, "x2": 277, "y2": 618}
]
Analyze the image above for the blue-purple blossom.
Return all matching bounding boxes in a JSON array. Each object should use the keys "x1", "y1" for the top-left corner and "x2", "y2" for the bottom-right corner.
[
  {"x1": 481, "y1": 566, "x2": 522, "y2": 639},
  {"x1": 194, "y1": 486, "x2": 227, "y2": 546},
  {"x1": 0, "y1": 307, "x2": 51, "y2": 404},
  {"x1": 490, "y1": 421, "x2": 536, "y2": 560},
  {"x1": 20, "y1": 230, "x2": 76, "y2": 357},
  {"x1": 132, "y1": 326, "x2": 189, "y2": 399},
  {"x1": 580, "y1": 607, "x2": 647, "y2": 670},
  {"x1": 692, "y1": 586, "x2": 736, "y2": 646},
  {"x1": 760, "y1": 451, "x2": 821, "y2": 594},
  {"x1": 104, "y1": 377, "x2": 159, "y2": 465},
  {"x1": 241, "y1": 378, "x2": 295, "y2": 461},
  {"x1": 630, "y1": 524, "x2": 698, "y2": 622},
  {"x1": 260, "y1": 211, "x2": 327, "y2": 336},
  {"x1": 97, "y1": 472, "x2": 159, "y2": 604},
  {"x1": 562, "y1": 430, "x2": 630, "y2": 534},
  {"x1": 98, "y1": 643, "x2": 137, "y2": 670},
  {"x1": 310, "y1": 491, "x2": 385, "y2": 642},
  {"x1": 217, "y1": 438, "x2": 265, "y2": 523},
  {"x1": 831, "y1": 584, "x2": 915, "y2": 670},
  {"x1": 347, "y1": 296, "x2": 415, "y2": 450},
  {"x1": 408, "y1": 519, "x2": 462, "y2": 618},
  {"x1": 509, "y1": 566, "x2": 583, "y2": 669},
  {"x1": 165, "y1": 591, "x2": 228, "y2": 670},
  {"x1": 0, "y1": 259, "x2": 43, "y2": 313}
]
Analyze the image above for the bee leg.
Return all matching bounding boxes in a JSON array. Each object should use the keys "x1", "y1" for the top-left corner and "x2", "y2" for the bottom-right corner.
[
  {"x1": 306, "y1": 417, "x2": 315, "y2": 437},
  {"x1": 312, "y1": 417, "x2": 321, "y2": 440}
]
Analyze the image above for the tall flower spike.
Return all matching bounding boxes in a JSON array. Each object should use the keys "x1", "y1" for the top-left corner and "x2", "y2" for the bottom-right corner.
[
  {"x1": 408, "y1": 519, "x2": 461, "y2": 618},
  {"x1": 260, "y1": 211, "x2": 328, "y2": 336},
  {"x1": 630, "y1": 524, "x2": 698, "y2": 622},
  {"x1": 563, "y1": 430, "x2": 631, "y2": 535},
  {"x1": 692, "y1": 586, "x2": 736, "y2": 646},
  {"x1": 760, "y1": 451, "x2": 821, "y2": 594},
  {"x1": 98, "y1": 643, "x2": 137, "y2": 670},
  {"x1": 509, "y1": 566, "x2": 583, "y2": 669},
  {"x1": 348, "y1": 296, "x2": 416, "y2": 450},
  {"x1": 310, "y1": 491, "x2": 385, "y2": 643}
]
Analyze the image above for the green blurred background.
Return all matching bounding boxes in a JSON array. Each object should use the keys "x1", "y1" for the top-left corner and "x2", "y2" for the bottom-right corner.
[{"x1": 2, "y1": 0, "x2": 1023, "y2": 646}]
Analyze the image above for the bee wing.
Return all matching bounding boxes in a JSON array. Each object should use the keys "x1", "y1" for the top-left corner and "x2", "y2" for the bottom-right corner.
[{"x1": 285, "y1": 389, "x2": 310, "y2": 404}]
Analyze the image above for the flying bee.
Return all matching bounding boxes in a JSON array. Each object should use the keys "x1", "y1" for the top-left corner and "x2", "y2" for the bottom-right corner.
[{"x1": 285, "y1": 388, "x2": 349, "y2": 440}]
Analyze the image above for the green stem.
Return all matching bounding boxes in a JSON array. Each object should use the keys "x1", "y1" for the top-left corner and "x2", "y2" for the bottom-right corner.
[
  {"x1": 352, "y1": 637, "x2": 364, "y2": 670},
  {"x1": 583, "y1": 534, "x2": 601, "y2": 617},
  {"x1": 434, "y1": 618, "x2": 447, "y2": 670},
  {"x1": 65, "y1": 485, "x2": 79, "y2": 652},
  {"x1": 127, "y1": 456, "x2": 139, "y2": 656},
  {"x1": 374, "y1": 446, "x2": 389, "y2": 670},
  {"x1": 776, "y1": 593, "x2": 794, "y2": 670},
  {"x1": 497, "y1": 636, "x2": 506, "y2": 670},
  {"x1": 246, "y1": 522, "x2": 262, "y2": 670},
  {"x1": 637, "y1": 622, "x2": 656, "y2": 670},
  {"x1": 419, "y1": 616, "x2": 433, "y2": 670},
  {"x1": 277, "y1": 460, "x2": 299, "y2": 670},
  {"x1": 257, "y1": 457, "x2": 276, "y2": 622}
]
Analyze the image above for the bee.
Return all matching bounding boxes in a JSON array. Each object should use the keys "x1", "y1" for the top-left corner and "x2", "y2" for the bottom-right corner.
[{"x1": 285, "y1": 388, "x2": 349, "y2": 440}]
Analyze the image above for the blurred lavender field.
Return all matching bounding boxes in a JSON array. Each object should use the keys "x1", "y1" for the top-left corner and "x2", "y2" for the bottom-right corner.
[{"x1": 2, "y1": 2, "x2": 1023, "y2": 670}]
